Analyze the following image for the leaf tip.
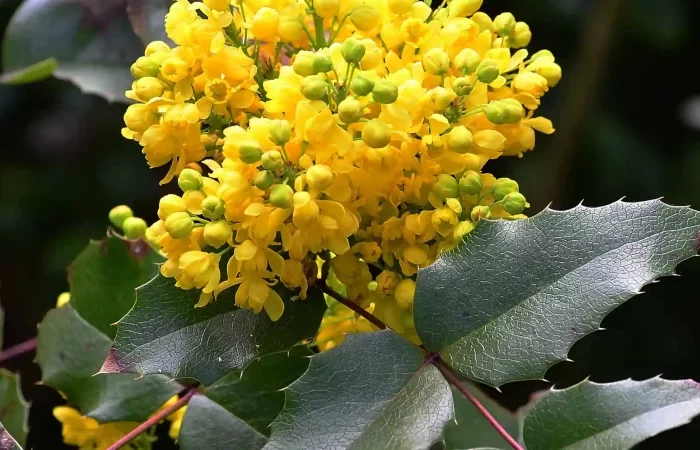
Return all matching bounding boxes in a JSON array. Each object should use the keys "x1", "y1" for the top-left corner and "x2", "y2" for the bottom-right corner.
[{"x1": 98, "y1": 347, "x2": 127, "y2": 374}]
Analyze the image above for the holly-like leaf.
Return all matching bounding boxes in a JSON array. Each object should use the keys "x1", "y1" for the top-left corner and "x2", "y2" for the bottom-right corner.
[
  {"x1": 0, "y1": 370, "x2": 28, "y2": 446},
  {"x1": 69, "y1": 237, "x2": 163, "y2": 338},
  {"x1": 444, "y1": 385, "x2": 522, "y2": 449},
  {"x1": 0, "y1": 57, "x2": 58, "y2": 84},
  {"x1": 414, "y1": 200, "x2": 700, "y2": 386},
  {"x1": 126, "y1": 0, "x2": 172, "y2": 44},
  {"x1": 178, "y1": 347, "x2": 312, "y2": 449},
  {"x1": 101, "y1": 274, "x2": 326, "y2": 386},
  {"x1": 36, "y1": 305, "x2": 179, "y2": 423},
  {"x1": 265, "y1": 330, "x2": 453, "y2": 450},
  {"x1": 523, "y1": 378, "x2": 700, "y2": 449},
  {"x1": 2, "y1": 0, "x2": 143, "y2": 101}
]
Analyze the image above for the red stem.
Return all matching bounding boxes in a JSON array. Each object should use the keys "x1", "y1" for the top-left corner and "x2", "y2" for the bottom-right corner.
[
  {"x1": 433, "y1": 359, "x2": 524, "y2": 450},
  {"x1": 317, "y1": 281, "x2": 387, "y2": 330},
  {"x1": 106, "y1": 388, "x2": 197, "y2": 450},
  {"x1": 0, "y1": 337, "x2": 38, "y2": 363}
]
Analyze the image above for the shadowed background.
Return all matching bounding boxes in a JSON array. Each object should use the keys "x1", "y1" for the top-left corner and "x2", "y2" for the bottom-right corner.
[{"x1": 1, "y1": 0, "x2": 699, "y2": 447}]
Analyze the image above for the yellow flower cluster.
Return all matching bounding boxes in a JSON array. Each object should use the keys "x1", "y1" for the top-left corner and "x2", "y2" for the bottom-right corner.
[{"x1": 123, "y1": 0, "x2": 560, "y2": 337}]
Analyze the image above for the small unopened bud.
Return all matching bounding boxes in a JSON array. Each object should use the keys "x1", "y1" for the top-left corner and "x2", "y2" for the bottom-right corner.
[
  {"x1": 202, "y1": 196, "x2": 225, "y2": 220},
  {"x1": 454, "y1": 48, "x2": 481, "y2": 74},
  {"x1": 178, "y1": 168, "x2": 203, "y2": 192},
  {"x1": 494, "y1": 12, "x2": 516, "y2": 35},
  {"x1": 56, "y1": 292, "x2": 71, "y2": 308},
  {"x1": 376, "y1": 270, "x2": 399, "y2": 296},
  {"x1": 351, "y1": 4, "x2": 379, "y2": 31},
  {"x1": 254, "y1": 170, "x2": 275, "y2": 190},
  {"x1": 448, "y1": 0, "x2": 483, "y2": 18},
  {"x1": 503, "y1": 191, "x2": 527, "y2": 214},
  {"x1": 262, "y1": 150, "x2": 285, "y2": 171},
  {"x1": 372, "y1": 80, "x2": 398, "y2": 104},
  {"x1": 109, "y1": 205, "x2": 134, "y2": 228},
  {"x1": 314, "y1": 0, "x2": 339, "y2": 18},
  {"x1": 445, "y1": 126, "x2": 473, "y2": 154},
  {"x1": 133, "y1": 77, "x2": 163, "y2": 101},
  {"x1": 511, "y1": 22, "x2": 532, "y2": 48},
  {"x1": 362, "y1": 119, "x2": 391, "y2": 148},
  {"x1": 452, "y1": 77, "x2": 473, "y2": 96},
  {"x1": 130, "y1": 56, "x2": 159, "y2": 79},
  {"x1": 306, "y1": 164, "x2": 334, "y2": 191},
  {"x1": 270, "y1": 184, "x2": 294, "y2": 208},
  {"x1": 350, "y1": 75, "x2": 374, "y2": 96},
  {"x1": 530, "y1": 50, "x2": 554, "y2": 62},
  {"x1": 204, "y1": 220, "x2": 233, "y2": 248},
  {"x1": 471, "y1": 11, "x2": 494, "y2": 31},
  {"x1": 433, "y1": 174, "x2": 460, "y2": 200},
  {"x1": 158, "y1": 194, "x2": 187, "y2": 220},
  {"x1": 165, "y1": 212, "x2": 194, "y2": 239},
  {"x1": 492, "y1": 177, "x2": 519, "y2": 200},
  {"x1": 476, "y1": 59, "x2": 500, "y2": 84},
  {"x1": 484, "y1": 101, "x2": 510, "y2": 125},
  {"x1": 387, "y1": 0, "x2": 413, "y2": 15},
  {"x1": 269, "y1": 119, "x2": 292, "y2": 146},
  {"x1": 422, "y1": 48, "x2": 450, "y2": 75},
  {"x1": 338, "y1": 96, "x2": 364, "y2": 123},
  {"x1": 459, "y1": 170, "x2": 482, "y2": 195},
  {"x1": 535, "y1": 62, "x2": 562, "y2": 87},
  {"x1": 501, "y1": 98, "x2": 524, "y2": 123},
  {"x1": 292, "y1": 51, "x2": 316, "y2": 76},
  {"x1": 313, "y1": 54, "x2": 334, "y2": 74},
  {"x1": 145, "y1": 41, "x2": 170, "y2": 56},
  {"x1": 123, "y1": 217, "x2": 148, "y2": 239},
  {"x1": 239, "y1": 141, "x2": 263, "y2": 164},
  {"x1": 251, "y1": 7, "x2": 280, "y2": 40},
  {"x1": 341, "y1": 38, "x2": 366, "y2": 64},
  {"x1": 301, "y1": 75, "x2": 328, "y2": 101},
  {"x1": 471, "y1": 205, "x2": 491, "y2": 221},
  {"x1": 395, "y1": 279, "x2": 416, "y2": 310}
]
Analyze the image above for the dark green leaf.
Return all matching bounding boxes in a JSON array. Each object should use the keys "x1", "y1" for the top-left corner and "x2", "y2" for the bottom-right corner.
[
  {"x1": 69, "y1": 237, "x2": 163, "y2": 338},
  {"x1": 444, "y1": 385, "x2": 521, "y2": 450},
  {"x1": 265, "y1": 330, "x2": 453, "y2": 450},
  {"x1": 126, "y1": 0, "x2": 172, "y2": 44},
  {"x1": 0, "y1": 57, "x2": 57, "y2": 84},
  {"x1": 0, "y1": 420, "x2": 23, "y2": 450},
  {"x1": 36, "y1": 305, "x2": 179, "y2": 423},
  {"x1": 101, "y1": 274, "x2": 326, "y2": 386},
  {"x1": 523, "y1": 378, "x2": 700, "y2": 449},
  {"x1": 414, "y1": 200, "x2": 700, "y2": 386},
  {"x1": 0, "y1": 370, "x2": 28, "y2": 446},
  {"x1": 2, "y1": 0, "x2": 143, "y2": 101}
]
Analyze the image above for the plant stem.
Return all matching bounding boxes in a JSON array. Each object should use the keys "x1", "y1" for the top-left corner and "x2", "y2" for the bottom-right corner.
[
  {"x1": 317, "y1": 281, "x2": 387, "y2": 330},
  {"x1": 433, "y1": 359, "x2": 524, "y2": 450},
  {"x1": 0, "y1": 337, "x2": 37, "y2": 363},
  {"x1": 106, "y1": 388, "x2": 198, "y2": 450}
]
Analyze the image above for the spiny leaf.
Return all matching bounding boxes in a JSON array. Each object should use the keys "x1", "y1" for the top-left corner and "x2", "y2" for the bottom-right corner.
[
  {"x1": 69, "y1": 237, "x2": 163, "y2": 339},
  {"x1": 265, "y1": 330, "x2": 453, "y2": 450},
  {"x1": 0, "y1": 370, "x2": 28, "y2": 446},
  {"x1": 101, "y1": 274, "x2": 326, "y2": 386},
  {"x1": 523, "y1": 378, "x2": 700, "y2": 449},
  {"x1": 414, "y1": 200, "x2": 700, "y2": 386},
  {"x1": 36, "y1": 305, "x2": 179, "y2": 423},
  {"x1": 2, "y1": 0, "x2": 143, "y2": 101}
]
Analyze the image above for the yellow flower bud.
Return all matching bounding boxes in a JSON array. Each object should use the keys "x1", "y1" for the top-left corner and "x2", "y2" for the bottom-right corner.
[
  {"x1": 511, "y1": 22, "x2": 532, "y2": 48},
  {"x1": 492, "y1": 178, "x2": 519, "y2": 200},
  {"x1": 395, "y1": 279, "x2": 416, "y2": 310},
  {"x1": 123, "y1": 217, "x2": 148, "y2": 239},
  {"x1": 471, "y1": 205, "x2": 491, "y2": 221},
  {"x1": 205, "y1": 0, "x2": 231, "y2": 11},
  {"x1": 432, "y1": 174, "x2": 460, "y2": 200},
  {"x1": 130, "y1": 56, "x2": 159, "y2": 79},
  {"x1": 493, "y1": 12, "x2": 516, "y2": 35},
  {"x1": 251, "y1": 7, "x2": 279, "y2": 40},
  {"x1": 513, "y1": 72, "x2": 548, "y2": 97},
  {"x1": 56, "y1": 292, "x2": 71, "y2": 308},
  {"x1": 184, "y1": 190, "x2": 206, "y2": 214},
  {"x1": 261, "y1": 150, "x2": 285, "y2": 171},
  {"x1": 270, "y1": 184, "x2": 294, "y2": 208},
  {"x1": 301, "y1": 75, "x2": 328, "y2": 101},
  {"x1": 158, "y1": 194, "x2": 187, "y2": 220},
  {"x1": 484, "y1": 100, "x2": 509, "y2": 125},
  {"x1": 445, "y1": 126, "x2": 473, "y2": 154},
  {"x1": 459, "y1": 170, "x2": 482, "y2": 195},
  {"x1": 362, "y1": 119, "x2": 391, "y2": 148},
  {"x1": 204, "y1": 220, "x2": 233, "y2": 248},
  {"x1": 530, "y1": 50, "x2": 554, "y2": 62},
  {"x1": 372, "y1": 80, "x2": 398, "y2": 104},
  {"x1": 306, "y1": 164, "x2": 334, "y2": 191},
  {"x1": 292, "y1": 51, "x2": 316, "y2": 77},
  {"x1": 269, "y1": 120, "x2": 292, "y2": 146},
  {"x1": 145, "y1": 41, "x2": 170, "y2": 56},
  {"x1": 341, "y1": 38, "x2": 366, "y2": 64},
  {"x1": 422, "y1": 48, "x2": 450, "y2": 75},
  {"x1": 471, "y1": 11, "x2": 494, "y2": 31},
  {"x1": 387, "y1": 0, "x2": 413, "y2": 15},
  {"x1": 132, "y1": 77, "x2": 163, "y2": 101},
  {"x1": 313, "y1": 54, "x2": 334, "y2": 74},
  {"x1": 350, "y1": 75, "x2": 374, "y2": 96},
  {"x1": 376, "y1": 270, "x2": 399, "y2": 296},
  {"x1": 109, "y1": 205, "x2": 133, "y2": 228},
  {"x1": 202, "y1": 196, "x2": 225, "y2": 220},
  {"x1": 254, "y1": 170, "x2": 275, "y2": 190},
  {"x1": 503, "y1": 192, "x2": 527, "y2": 215},
  {"x1": 165, "y1": 212, "x2": 194, "y2": 239},
  {"x1": 535, "y1": 62, "x2": 562, "y2": 87},
  {"x1": 178, "y1": 168, "x2": 203, "y2": 192},
  {"x1": 278, "y1": 15, "x2": 305, "y2": 41},
  {"x1": 452, "y1": 77, "x2": 473, "y2": 96},
  {"x1": 351, "y1": 4, "x2": 380, "y2": 31},
  {"x1": 454, "y1": 48, "x2": 481, "y2": 74},
  {"x1": 123, "y1": 104, "x2": 157, "y2": 133},
  {"x1": 448, "y1": 0, "x2": 483, "y2": 18},
  {"x1": 338, "y1": 96, "x2": 364, "y2": 124},
  {"x1": 476, "y1": 59, "x2": 500, "y2": 84},
  {"x1": 145, "y1": 220, "x2": 166, "y2": 245},
  {"x1": 314, "y1": 0, "x2": 339, "y2": 19},
  {"x1": 239, "y1": 140, "x2": 263, "y2": 164}
]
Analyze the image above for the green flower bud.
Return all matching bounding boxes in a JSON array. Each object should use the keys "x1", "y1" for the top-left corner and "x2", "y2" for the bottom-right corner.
[
  {"x1": 133, "y1": 77, "x2": 163, "y2": 101},
  {"x1": 338, "y1": 96, "x2": 364, "y2": 124},
  {"x1": 501, "y1": 98, "x2": 524, "y2": 124},
  {"x1": 350, "y1": 75, "x2": 374, "y2": 96},
  {"x1": 492, "y1": 177, "x2": 519, "y2": 200},
  {"x1": 178, "y1": 168, "x2": 203, "y2": 192},
  {"x1": 261, "y1": 150, "x2": 285, "y2": 171},
  {"x1": 432, "y1": 174, "x2": 460, "y2": 200},
  {"x1": 362, "y1": 119, "x2": 391, "y2": 148},
  {"x1": 254, "y1": 170, "x2": 275, "y2": 190},
  {"x1": 313, "y1": 54, "x2": 334, "y2": 74},
  {"x1": 494, "y1": 12, "x2": 516, "y2": 35},
  {"x1": 203, "y1": 220, "x2": 233, "y2": 248},
  {"x1": 454, "y1": 48, "x2": 481, "y2": 74},
  {"x1": 452, "y1": 77, "x2": 473, "y2": 96},
  {"x1": 122, "y1": 217, "x2": 148, "y2": 239},
  {"x1": 270, "y1": 184, "x2": 294, "y2": 208},
  {"x1": 476, "y1": 59, "x2": 500, "y2": 84},
  {"x1": 422, "y1": 48, "x2": 450, "y2": 75},
  {"x1": 445, "y1": 126, "x2": 473, "y2": 154},
  {"x1": 292, "y1": 51, "x2": 316, "y2": 76},
  {"x1": 341, "y1": 38, "x2": 366, "y2": 64},
  {"x1": 269, "y1": 119, "x2": 292, "y2": 146},
  {"x1": 165, "y1": 212, "x2": 194, "y2": 239},
  {"x1": 301, "y1": 75, "x2": 328, "y2": 101},
  {"x1": 109, "y1": 205, "x2": 134, "y2": 228},
  {"x1": 470, "y1": 205, "x2": 491, "y2": 222},
  {"x1": 130, "y1": 56, "x2": 160, "y2": 79},
  {"x1": 459, "y1": 170, "x2": 482, "y2": 195},
  {"x1": 502, "y1": 191, "x2": 527, "y2": 214},
  {"x1": 350, "y1": 4, "x2": 379, "y2": 32},
  {"x1": 202, "y1": 196, "x2": 225, "y2": 220},
  {"x1": 239, "y1": 141, "x2": 263, "y2": 164},
  {"x1": 484, "y1": 100, "x2": 510, "y2": 125},
  {"x1": 511, "y1": 22, "x2": 532, "y2": 48},
  {"x1": 372, "y1": 80, "x2": 398, "y2": 104}
]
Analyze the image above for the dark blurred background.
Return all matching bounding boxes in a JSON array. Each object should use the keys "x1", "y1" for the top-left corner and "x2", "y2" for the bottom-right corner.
[{"x1": 1, "y1": 0, "x2": 700, "y2": 448}]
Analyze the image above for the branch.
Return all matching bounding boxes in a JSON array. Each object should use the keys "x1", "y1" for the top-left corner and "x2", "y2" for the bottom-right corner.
[
  {"x1": 106, "y1": 387, "x2": 197, "y2": 450},
  {"x1": 0, "y1": 337, "x2": 37, "y2": 363},
  {"x1": 316, "y1": 280, "x2": 387, "y2": 330},
  {"x1": 433, "y1": 359, "x2": 524, "y2": 450}
]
